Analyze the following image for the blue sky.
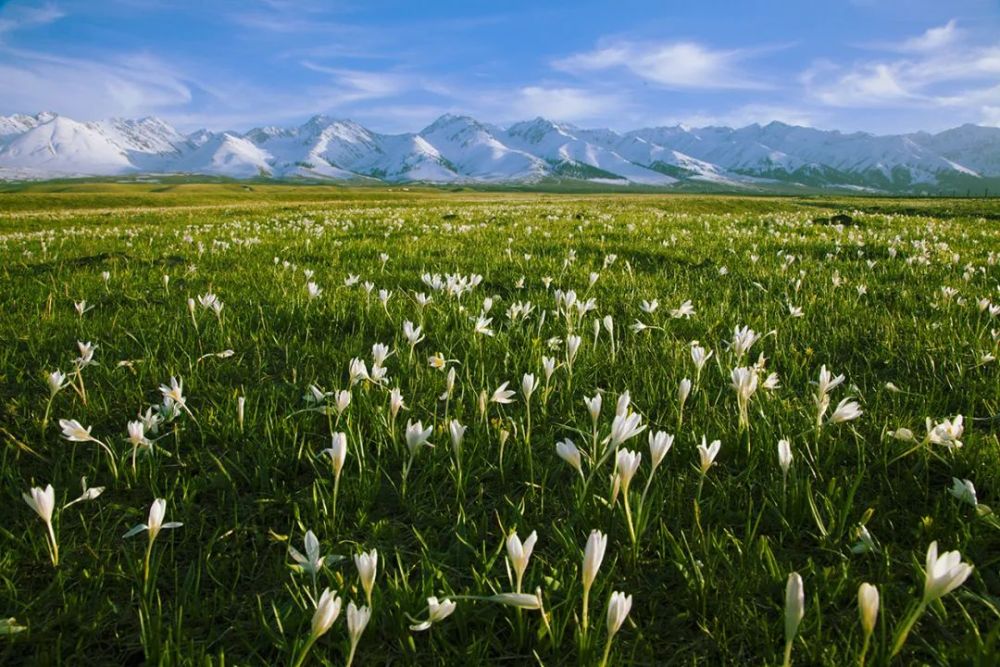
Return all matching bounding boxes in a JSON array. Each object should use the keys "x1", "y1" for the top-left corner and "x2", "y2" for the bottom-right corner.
[{"x1": 0, "y1": 0, "x2": 998, "y2": 134}]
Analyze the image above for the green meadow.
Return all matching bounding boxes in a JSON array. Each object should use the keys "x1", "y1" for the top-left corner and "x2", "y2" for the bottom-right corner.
[{"x1": 1, "y1": 185, "x2": 998, "y2": 665}]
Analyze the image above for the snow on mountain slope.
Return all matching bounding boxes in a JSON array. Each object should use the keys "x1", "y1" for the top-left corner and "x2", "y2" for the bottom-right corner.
[
  {"x1": 915, "y1": 124, "x2": 1000, "y2": 176},
  {"x1": 503, "y1": 118, "x2": 675, "y2": 185},
  {"x1": 171, "y1": 133, "x2": 272, "y2": 178},
  {"x1": 0, "y1": 115, "x2": 133, "y2": 174},
  {"x1": 0, "y1": 111, "x2": 998, "y2": 190},
  {"x1": 418, "y1": 114, "x2": 547, "y2": 181}
]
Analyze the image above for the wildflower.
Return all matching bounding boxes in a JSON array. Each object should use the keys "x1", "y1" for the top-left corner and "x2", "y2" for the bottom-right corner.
[
  {"x1": 491, "y1": 381, "x2": 516, "y2": 405},
  {"x1": 927, "y1": 415, "x2": 964, "y2": 450},
  {"x1": 506, "y1": 530, "x2": 538, "y2": 592},
  {"x1": 828, "y1": 398, "x2": 862, "y2": 424},
  {"x1": 323, "y1": 433, "x2": 348, "y2": 481},
  {"x1": 63, "y1": 476, "x2": 104, "y2": 508},
  {"x1": 581, "y1": 530, "x2": 607, "y2": 635},
  {"x1": 784, "y1": 573, "x2": 805, "y2": 667},
  {"x1": 777, "y1": 439, "x2": 792, "y2": 476},
  {"x1": 858, "y1": 582, "x2": 879, "y2": 639},
  {"x1": 601, "y1": 591, "x2": 633, "y2": 666},
  {"x1": 556, "y1": 439, "x2": 584, "y2": 478},
  {"x1": 647, "y1": 431, "x2": 674, "y2": 472},
  {"x1": 490, "y1": 590, "x2": 543, "y2": 610},
  {"x1": 409, "y1": 596, "x2": 457, "y2": 631},
  {"x1": 345, "y1": 602, "x2": 371, "y2": 667},
  {"x1": 731, "y1": 325, "x2": 760, "y2": 357},
  {"x1": 287, "y1": 530, "x2": 327, "y2": 578},
  {"x1": 311, "y1": 587, "x2": 343, "y2": 639},
  {"x1": 124, "y1": 498, "x2": 182, "y2": 543},
  {"x1": 609, "y1": 413, "x2": 645, "y2": 448},
  {"x1": 923, "y1": 541, "x2": 974, "y2": 604},
  {"x1": 354, "y1": 549, "x2": 378, "y2": 607},
  {"x1": 47, "y1": 370, "x2": 68, "y2": 398},
  {"x1": 23, "y1": 484, "x2": 58, "y2": 566},
  {"x1": 948, "y1": 478, "x2": 977, "y2": 507},
  {"x1": 584, "y1": 394, "x2": 603, "y2": 424},
  {"x1": 698, "y1": 437, "x2": 721, "y2": 475},
  {"x1": 521, "y1": 373, "x2": 539, "y2": 402},
  {"x1": 671, "y1": 299, "x2": 695, "y2": 318},
  {"x1": 405, "y1": 420, "x2": 433, "y2": 457}
]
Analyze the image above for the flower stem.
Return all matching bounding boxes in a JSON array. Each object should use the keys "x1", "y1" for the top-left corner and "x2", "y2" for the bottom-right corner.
[{"x1": 890, "y1": 602, "x2": 926, "y2": 657}]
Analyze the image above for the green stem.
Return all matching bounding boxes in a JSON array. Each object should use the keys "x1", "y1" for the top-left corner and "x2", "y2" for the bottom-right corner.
[
  {"x1": 291, "y1": 635, "x2": 317, "y2": 667},
  {"x1": 599, "y1": 636, "x2": 613, "y2": 667},
  {"x1": 782, "y1": 639, "x2": 793, "y2": 667},
  {"x1": 890, "y1": 602, "x2": 926, "y2": 658}
]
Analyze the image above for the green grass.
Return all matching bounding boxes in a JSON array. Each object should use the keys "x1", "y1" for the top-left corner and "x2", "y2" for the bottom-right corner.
[{"x1": 1, "y1": 188, "x2": 999, "y2": 665}]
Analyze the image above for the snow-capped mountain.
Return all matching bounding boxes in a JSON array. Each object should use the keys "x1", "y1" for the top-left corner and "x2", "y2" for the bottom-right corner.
[{"x1": 1, "y1": 111, "x2": 998, "y2": 192}]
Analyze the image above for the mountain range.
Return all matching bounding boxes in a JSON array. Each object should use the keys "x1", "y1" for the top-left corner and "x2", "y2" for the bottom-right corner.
[{"x1": 1, "y1": 111, "x2": 999, "y2": 193}]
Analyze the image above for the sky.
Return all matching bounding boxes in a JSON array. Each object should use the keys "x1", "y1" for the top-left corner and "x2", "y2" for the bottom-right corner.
[{"x1": 0, "y1": 0, "x2": 999, "y2": 134}]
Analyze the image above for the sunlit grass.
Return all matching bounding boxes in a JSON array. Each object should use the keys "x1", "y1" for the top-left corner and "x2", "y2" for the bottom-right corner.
[{"x1": 1, "y1": 191, "x2": 999, "y2": 664}]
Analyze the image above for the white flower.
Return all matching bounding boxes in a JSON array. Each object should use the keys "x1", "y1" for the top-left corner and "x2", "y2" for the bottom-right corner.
[
  {"x1": 405, "y1": 420, "x2": 433, "y2": 456},
  {"x1": 606, "y1": 591, "x2": 633, "y2": 637},
  {"x1": 159, "y1": 376, "x2": 186, "y2": 407},
  {"x1": 60, "y1": 418, "x2": 96, "y2": 442},
  {"x1": 23, "y1": 484, "x2": 56, "y2": 525},
  {"x1": 584, "y1": 394, "x2": 603, "y2": 423},
  {"x1": 698, "y1": 436, "x2": 721, "y2": 474},
  {"x1": 582, "y1": 530, "x2": 607, "y2": 591},
  {"x1": 311, "y1": 588, "x2": 343, "y2": 638},
  {"x1": 490, "y1": 591, "x2": 543, "y2": 610},
  {"x1": 490, "y1": 381, "x2": 516, "y2": 405},
  {"x1": 409, "y1": 596, "x2": 457, "y2": 631},
  {"x1": 346, "y1": 601, "x2": 371, "y2": 653},
  {"x1": 922, "y1": 541, "x2": 973, "y2": 603},
  {"x1": 647, "y1": 431, "x2": 674, "y2": 472},
  {"x1": 609, "y1": 413, "x2": 645, "y2": 448},
  {"x1": 287, "y1": 530, "x2": 327, "y2": 576},
  {"x1": 521, "y1": 373, "x2": 539, "y2": 402},
  {"x1": 785, "y1": 573, "x2": 805, "y2": 646},
  {"x1": 556, "y1": 439, "x2": 583, "y2": 477},
  {"x1": 927, "y1": 415, "x2": 964, "y2": 449},
  {"x1": 47, "y1": 370, "x2": 68, "y2": 397},
  {"x1": 123, "y1": 498, "x2": 182, "y2": 542},
  {"x1": 449, "y1": 419, "x2": 467, "y2": 458},
  {"x1": 948, "y1": 478, "x2": 977, "y2": 507},
  {"x1": 670, "y1": 299, "x2": 695, "y2": 318},
  {"x1": 323, "y1": 433, "x2": 348, "y2": 478},
  {"x1": 858, "y1": 583, "x2": 879, "y2": 637},
  {"x1": 506, "y1": 530, "x2": 538, "y2": 591},
  {"x1": 828, "y1": 398, "x2": 862, "y2": 424},
  {"x1": 354, "y1": 549, "x2": 378, "y2": 605},
  {"x1": 615, "y1": 449, "x2": 642, "y2": 492},
  {"x1": 777, "y1": 439, "x2": 792, "y2": 475}
]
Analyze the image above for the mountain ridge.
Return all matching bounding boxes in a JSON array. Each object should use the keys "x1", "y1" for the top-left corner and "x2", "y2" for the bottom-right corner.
[{"x1": 1, "y1": 111, "x2": 998, "y2": 193}]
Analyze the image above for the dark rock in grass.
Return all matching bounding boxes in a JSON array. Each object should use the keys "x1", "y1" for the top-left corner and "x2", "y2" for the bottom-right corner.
[{"x1": 812, "y1": 213, "x2": 857, "y2": 226}]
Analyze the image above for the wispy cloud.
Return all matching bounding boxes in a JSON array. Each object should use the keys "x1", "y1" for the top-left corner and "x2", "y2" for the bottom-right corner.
[
  {"x1": 0, "y1": 2, "x2": 65, "y2": 37},
  {"x1": 553, "y1": 39, "x2": 773, "y2": 90},
  {"x1": 0, "y1": 47, "x2": 193, "y2": 117},
  {"x1": 512, "y1": 86, "x2": 623, "y2": 121},
  {"x1": 803, "y1": 19, "x2": 1000, "y2": 124}
]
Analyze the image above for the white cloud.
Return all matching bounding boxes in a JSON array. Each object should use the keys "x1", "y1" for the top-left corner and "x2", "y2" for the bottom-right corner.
[
  {"x1": 897, "y1": 19, "x2": 960, "y2": 52},
  {"x1": 554, "y1": 39, "x2": 771, "y2": 90},
  {"x1": 0, "y1": 48, "x2": 192, "y2": 118},
  {"x1": 0, "y1": 2, "x2": 65, "y2": 36},
  {"x1": 805, "y1": 21, "x2": 1000, "y2": 114},
  {"x1": 512, "y1": 86, "x2": 622, "y2": 121}
]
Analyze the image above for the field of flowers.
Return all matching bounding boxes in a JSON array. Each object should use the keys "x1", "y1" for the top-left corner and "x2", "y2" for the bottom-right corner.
[{"x1": 1, "y1": 189, "x2": 998, "y2": 665}]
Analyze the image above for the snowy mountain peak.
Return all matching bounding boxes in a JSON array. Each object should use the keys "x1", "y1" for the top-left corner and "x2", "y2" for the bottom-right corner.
[{"x1": 0, "y1": 110, "x2": 998, "y2": 191}]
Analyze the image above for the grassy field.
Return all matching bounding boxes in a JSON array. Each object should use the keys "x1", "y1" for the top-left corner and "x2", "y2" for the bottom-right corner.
[{"x1": 1, "y1": 186, "x2": 998, "y2": 665}]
